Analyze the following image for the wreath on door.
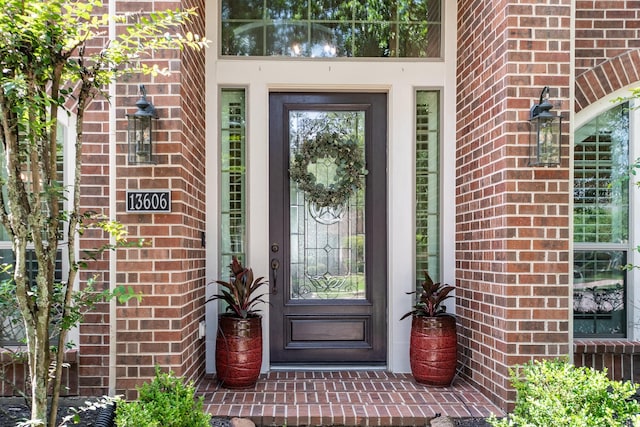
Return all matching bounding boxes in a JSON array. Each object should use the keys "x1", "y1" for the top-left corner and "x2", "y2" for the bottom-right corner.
[{"x1": 289, "y1": 131, "x2": 367, "y2": 209}]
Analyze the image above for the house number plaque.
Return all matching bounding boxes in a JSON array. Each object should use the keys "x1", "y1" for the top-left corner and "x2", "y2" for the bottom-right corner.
[{"x1": 126, "y1": 190, "x2": 171, "y2": 213}]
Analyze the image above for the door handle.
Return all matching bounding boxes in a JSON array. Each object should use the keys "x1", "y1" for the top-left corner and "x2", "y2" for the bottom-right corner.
[{"x1": 270, "y1": 258, "x2": 280, "y2": 295}]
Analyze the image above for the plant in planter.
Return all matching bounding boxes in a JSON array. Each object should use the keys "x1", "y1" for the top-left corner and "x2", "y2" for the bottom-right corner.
[
  {"x1": 206, "y1": 256, "x2": 267, "y2": 388},
  {"x1": 401, "y1": 272, "x2": 456, "y2": 386}
]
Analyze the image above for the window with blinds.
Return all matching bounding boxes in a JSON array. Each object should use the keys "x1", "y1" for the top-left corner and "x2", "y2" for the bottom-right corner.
[
  {"x1": 415, "y1": 90, "x2": 440, "y2": 284},
  {"x1": 219, "y1": 89, "x2": 247, "y2": 278},
  {"x1": 573, "y1": 102, "x2": 629, "y2": 338}
]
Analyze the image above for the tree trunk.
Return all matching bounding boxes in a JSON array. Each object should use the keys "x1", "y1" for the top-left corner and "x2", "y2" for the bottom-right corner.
[
  {"x1": 30, "y1": 326, "x2": 50, "y2": 426},
  {"x1": 14, "y1": 240, "x2": 51, "y2": 426}
]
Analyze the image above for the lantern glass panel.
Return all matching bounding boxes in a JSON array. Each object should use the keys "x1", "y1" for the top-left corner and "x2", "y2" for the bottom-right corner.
[
  {"x1": 128, "y1": 115, "x2": 155, "y2": 164},
  {"x1": 529, "y1": 115, "x2": 561, "y2": 166}
]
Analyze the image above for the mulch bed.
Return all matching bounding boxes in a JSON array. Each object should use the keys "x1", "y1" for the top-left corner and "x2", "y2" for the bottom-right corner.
[{"x1": 0, "y1": 397, "x2": 111, "y2": 426}]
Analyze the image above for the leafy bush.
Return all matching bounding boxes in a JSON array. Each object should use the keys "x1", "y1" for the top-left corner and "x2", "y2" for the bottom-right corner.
[
  {"x1": 489, "y1": 358, "x2": 640, "y2": 427},
  {"x1": 115, "y1": 367, "x2": 211, "y2": 427}
]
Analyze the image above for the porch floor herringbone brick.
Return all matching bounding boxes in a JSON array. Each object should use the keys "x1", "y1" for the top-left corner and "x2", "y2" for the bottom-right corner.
[{"x1": 198, "y1": 371, "x2": 503, "y2": 426}]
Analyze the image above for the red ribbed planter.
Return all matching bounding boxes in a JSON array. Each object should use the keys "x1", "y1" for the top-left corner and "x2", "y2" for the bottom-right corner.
[
  {"x1": 410, "y1": 315, "x2": 457, "y2": 386},
  {"x1": 216, "y1": 315, "x2": 262, "y2": 389}
]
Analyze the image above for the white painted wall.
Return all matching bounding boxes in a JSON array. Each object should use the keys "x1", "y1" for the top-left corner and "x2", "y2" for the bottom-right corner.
[{"x1": 205, "y1": 2, "x2": 458, "y2": 373}]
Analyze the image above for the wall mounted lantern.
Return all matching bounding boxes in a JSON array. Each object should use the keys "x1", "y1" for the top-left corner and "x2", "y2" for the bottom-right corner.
[
  {"x1": 127, "y1": 85, "x2": 158, "y2": 165},
  {"x1": 529, "y1": 86, "x2": 562, "y2": 167}
]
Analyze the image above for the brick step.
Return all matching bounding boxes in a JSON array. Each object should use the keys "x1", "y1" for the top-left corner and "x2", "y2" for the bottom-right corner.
[{"x1": 199, "y1": 371, "x2": 502, "y2": 427}]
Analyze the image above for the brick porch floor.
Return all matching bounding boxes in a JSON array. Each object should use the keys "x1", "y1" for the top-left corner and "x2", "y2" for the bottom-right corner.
[{"x1": 198, "y1": 371, "x2": 504, "y2": 426}]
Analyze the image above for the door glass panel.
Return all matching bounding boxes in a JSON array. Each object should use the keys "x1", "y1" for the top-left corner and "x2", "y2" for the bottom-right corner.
[{"x1": 289, "y1": 110, "x2": 366, "y2": 300}]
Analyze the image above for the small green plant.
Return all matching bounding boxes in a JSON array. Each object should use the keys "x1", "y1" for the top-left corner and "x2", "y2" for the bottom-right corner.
[
  {"x1": 488, "y1": 358, "x2": 640, "y2": 427},
  {"x1": 115, "y1": 367, "x2": 211, "y2": 427}
]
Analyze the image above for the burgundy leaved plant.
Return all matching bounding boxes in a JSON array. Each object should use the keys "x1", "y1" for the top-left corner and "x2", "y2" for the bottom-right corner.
[
  {"x1": 400, "y1": 271, "x2": 455, "y2": 319},
  {"x1": 207, "y1": 256, "x2": 267, "y2": 319}
]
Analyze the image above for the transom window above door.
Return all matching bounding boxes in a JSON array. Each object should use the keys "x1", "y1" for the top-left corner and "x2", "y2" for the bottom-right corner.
[{"x1": 221, "y1": 0, "x2": 442, "y2": 58}]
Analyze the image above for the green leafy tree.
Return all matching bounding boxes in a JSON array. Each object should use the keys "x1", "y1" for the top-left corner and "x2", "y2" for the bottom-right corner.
[{"x1": 0, "y1": 0, "x2": 208, "y2": 425}]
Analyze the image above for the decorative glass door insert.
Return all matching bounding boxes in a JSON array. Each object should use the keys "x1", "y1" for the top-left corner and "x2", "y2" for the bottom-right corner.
[{"x1": 288, "y1": 110, "x2": 366, "y2": 301}]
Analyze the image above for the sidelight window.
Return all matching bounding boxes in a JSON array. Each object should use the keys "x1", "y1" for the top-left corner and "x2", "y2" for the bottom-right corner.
[
  {"x1": 415, "y1": 90, "x2": 440, "y2": 282},
  {"x1": 219, "y1": 89, "x2": 247, "y2": 278}
]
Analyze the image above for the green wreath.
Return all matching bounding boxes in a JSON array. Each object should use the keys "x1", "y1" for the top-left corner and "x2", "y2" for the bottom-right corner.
[{"x1": 290, "y1": 131, "x2": 367, "y2": 209}]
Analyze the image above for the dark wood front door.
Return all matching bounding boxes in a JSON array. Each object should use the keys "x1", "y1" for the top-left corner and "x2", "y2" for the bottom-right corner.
[{"x1": 269, "y1": 92, "x2": 387, "y2": 365}]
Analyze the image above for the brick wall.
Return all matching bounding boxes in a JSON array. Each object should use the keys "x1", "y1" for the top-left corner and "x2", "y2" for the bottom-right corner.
[
  {"x1": 111, "y1": 0, "x2": 208, "y2": 399},
  {"x1": 575, "y1": 340, "x2": 640, "y2": 381},
  {"x1": 0, "y1": 351, "x2": 78, "y2": 396},
  {"x1": 575, "y1": 0, "x2": 640, "y2": 79},
  {"x1": 456, "y1": 0, "x2": 572, "y2": 409},
  {"x1": 574, "y1": 0, "x2": 640, "y2": 380},
  {"x1": 175, "y1": 0, "x2": 207, "y2": 385},
  {"x1": 575, "y1": 0, "x2": 640, "y2": 111},
  {"x1": 77, "y1": 98, "x2": 113, "y2": 397},
  {"x1": 76, "y1": 0, "x2": 114, "y2": 396}
]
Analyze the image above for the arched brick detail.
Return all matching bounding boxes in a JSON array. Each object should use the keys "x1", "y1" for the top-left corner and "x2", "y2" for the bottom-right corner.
[{"x1": 576, "y1": 49, "x2": 640, "y2": 113}]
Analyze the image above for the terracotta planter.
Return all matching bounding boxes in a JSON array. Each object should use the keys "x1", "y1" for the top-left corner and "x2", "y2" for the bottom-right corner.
[
  {"x1": 215, "y1": 315, "x2": 262, "y2": 388},
  {"x1": 409, "y1": 315, "x2": 457, "y2": 386}
]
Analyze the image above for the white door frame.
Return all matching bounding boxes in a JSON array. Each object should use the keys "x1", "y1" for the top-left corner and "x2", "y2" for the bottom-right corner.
[{"x1": 204, "y1": 2, "x2": 458, "y2": 374}]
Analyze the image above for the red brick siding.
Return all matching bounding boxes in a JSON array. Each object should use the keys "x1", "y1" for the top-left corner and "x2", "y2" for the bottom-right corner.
[
  {"x1": 456, "y1": 0, "x2": 572, "y2": 410},
  {"x1": 0, "y1": 351, "x2": 78, "y2": 396},
  {"x1": 176, "y1": 0, "x2": 207, "y2": 385},
  {"x1": 76, "y1": 0, "x2": 114, "y2": 396},
  {"x1": 113, "y1": 0, "x2": 207, "y2": 399},
  {"x1": 574, "y1": 1, "x2": 640, "y2": 381},
  {"x1": 575, "y1": 0, "x2": 640, "y2": 77},
  {"x1": 575, "y1": 1, "x2": 640, "y2": 111},
  {"x1": 575, "y1": 340, "x2": 640, "y2": 381}
]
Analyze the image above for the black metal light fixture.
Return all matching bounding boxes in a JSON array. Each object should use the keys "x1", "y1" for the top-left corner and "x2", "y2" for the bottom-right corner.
[
  {"x1": 127, "y1": 85, "x2": 158, "y2": 164},
  {"x1": 529, "y1": 86, "x2": 562, "y2": 167}
]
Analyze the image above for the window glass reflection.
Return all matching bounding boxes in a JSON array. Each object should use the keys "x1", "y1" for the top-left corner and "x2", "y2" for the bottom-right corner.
[
  {"x1": 573, "y1": 250, "x2": 626, "y2": 337},
  {"x1": 221, "y1": 0, "x2": 442, "y2": 58}
]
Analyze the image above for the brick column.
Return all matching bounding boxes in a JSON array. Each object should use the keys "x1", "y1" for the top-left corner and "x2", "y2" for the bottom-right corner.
[
  {"x1": 78, "y1": 94, "x2": 113, "y2": 395},
  {"x1": 77, "y1": 0, "x2": 115, "y2": 396},
  {"x1": 456, "y1": 0, "x2": 572, "y2": 409},
  {"x1": 112, "y1": 0, "x2": 208, "y2": 399}
]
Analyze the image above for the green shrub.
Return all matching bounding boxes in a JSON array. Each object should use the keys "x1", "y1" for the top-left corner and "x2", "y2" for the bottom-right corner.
[
  {"x1": 115, "y1": 367, "x2": 211, "y2": 427},
  {"x1": 488, "y1": 358, "x2": 640, "y2": 427}
]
